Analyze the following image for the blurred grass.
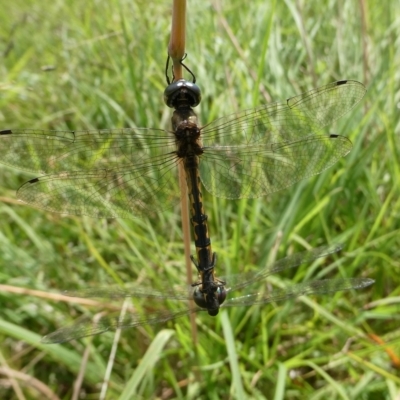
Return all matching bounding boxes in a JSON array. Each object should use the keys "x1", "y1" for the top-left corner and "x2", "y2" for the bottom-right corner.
[{"x1": 0, "y1": 0, "x2": 399, "y2": 398}]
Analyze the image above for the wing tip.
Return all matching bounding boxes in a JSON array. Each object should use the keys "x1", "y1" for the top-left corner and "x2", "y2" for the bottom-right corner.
[
  {"x1": 335, "y1": 79, "x2": 367, "y2": 92},
  {"x1": 40, "y1": 334, "x2": 64, "y2": 344}
]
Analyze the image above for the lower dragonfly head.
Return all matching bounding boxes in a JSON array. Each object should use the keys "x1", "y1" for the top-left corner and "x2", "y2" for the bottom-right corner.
[{"x1": 193, "y1": 282, "x2": 227, "y2": 316}]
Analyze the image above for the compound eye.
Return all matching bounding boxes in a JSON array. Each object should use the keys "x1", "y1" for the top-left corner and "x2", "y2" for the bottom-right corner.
[
  {"x1": 216, "y1": 286, "x2": 227, "y2": 305},
  {"x1": 163, "y1": 79, "x2": 202, "y2": 108},
  {"x1": 193, "y1": 287, "x2": 207, "y2": 308}
]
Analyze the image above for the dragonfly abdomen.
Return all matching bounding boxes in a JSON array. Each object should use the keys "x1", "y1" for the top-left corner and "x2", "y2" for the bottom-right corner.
[{"x1": 183, "y1": 154, "x2": 215, "y2": 271}]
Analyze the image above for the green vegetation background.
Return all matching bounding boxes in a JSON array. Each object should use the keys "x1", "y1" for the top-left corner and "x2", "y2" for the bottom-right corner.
[{"x1": 0, "y1": 0, "x2": 398, "y2": 399}]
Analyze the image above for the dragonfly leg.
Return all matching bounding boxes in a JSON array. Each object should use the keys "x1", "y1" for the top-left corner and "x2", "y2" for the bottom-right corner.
[{"x1": 190, "y1": 254, "x2": 198, "y2": 267}]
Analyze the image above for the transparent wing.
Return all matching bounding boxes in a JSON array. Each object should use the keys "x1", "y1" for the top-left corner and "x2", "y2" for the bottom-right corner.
[
  {"x1": 222, "y1": 278, "x2": 374, "y2": 307},
  {"x1": 0, "y1": 128, "x2": 172, "y2": 174},
  {"x1": 200, "y1": 80, "x2": 366, "y2": 146},
  {"x1": 41, "y1": 284, "x2": 203, "y2": 343},
  {"x1": 198, "y1": 80, "x2": 365, "y2": 198},
  {"x1": 221, "y1": 244, "x2": 343, "y2": 292},
  {"x1": 41, "y1": 307, "x2": 201, "y2": 344},
  {"x1": 199, "y1": 134, "x2": 352, "y2": 198},
  {"x1": 62, "y1": 283, "x2": 196, "y2": 301},
  {"x1": 0, "y1": 128, "x2": 181, "y2": 218},
  {"x1": 17, "y1": 154, "x2": 180, "y2": 218}
]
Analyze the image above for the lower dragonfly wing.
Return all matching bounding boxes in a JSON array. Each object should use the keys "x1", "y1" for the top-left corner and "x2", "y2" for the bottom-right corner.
[
  {"x1": 63, "y1": 284, "x2": 196, "y2": 301},
  {"x1": 199, "y1": 135, "x2": 352, "y2": 199},
  {"x1": 221, "y1": 244, "x2": 343, "y2": 292},
  {"x1": 221, "y1": 278, "x2": 374, "y2": 308},
  {"x1": 16, "y1": 154, "x2": 180, "y2": 219},
  {"x1": 42, "y1": 284, "x2": 203, "y2": 343},
  {"x1": 41, "y1": 307, "x2": 202, "y2": 344}
]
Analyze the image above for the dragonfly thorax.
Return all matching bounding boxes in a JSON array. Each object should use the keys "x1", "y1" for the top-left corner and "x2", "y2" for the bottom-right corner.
[{"x1": 175, "y1": 121, "x2": 203, "y2": 158}]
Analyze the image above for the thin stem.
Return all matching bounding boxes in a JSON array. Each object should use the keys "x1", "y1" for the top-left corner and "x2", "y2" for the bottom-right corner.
[
  {"x1": 168, "y1": 0, "x2": 198, "y2": 345},
  {"x1": 100, "y1": 299, "x2": 129, "y2": 399},
  {"x1": 168, "y1": 0, "x2": 186, "y2": 80}
]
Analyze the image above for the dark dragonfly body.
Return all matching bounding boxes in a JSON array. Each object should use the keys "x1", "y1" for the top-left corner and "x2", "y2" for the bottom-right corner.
[
  {"x1": 168, "y1": 80, "x2": 214, "y2": 272},
  {"x1": 166, "y1": 80, "x2": 225, "y2": 314}
]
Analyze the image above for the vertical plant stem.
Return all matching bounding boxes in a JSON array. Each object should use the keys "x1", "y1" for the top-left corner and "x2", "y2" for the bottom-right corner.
[
  {"x1": 168, "y1": 0, "x2": 198, "y2": 346},
  {"x1": 168, "y1": 0, "x2": 186, "y2": 80}
]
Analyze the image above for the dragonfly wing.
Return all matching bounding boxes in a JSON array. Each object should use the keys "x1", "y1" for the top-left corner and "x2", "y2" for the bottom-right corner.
[
  {"x1": 41, "y1": 307, "x2": 201, "y2": 344},
  {"x1": 0, "y1": 128, "x2": 172, "y2": 173},
  {"x1": 221, "y1": 244, "x2": 343, "y2": 292},
  {"x1": 1, "y1": 128, "x2": 180, "y2": 218},
  {"x1": 222, "y1": 278, "x2": 374, "y2": 308},
  {"x1": 63, "y1": 283, "x2": 196, "y2": 301},
  {"x1": 199, "y1": 135, "x2": 352, "y2": 198},
  {"x1": 16, "y1": 154, "x2": 180, "y2": 218},
  {"x1": 201, "y1": 80, "x2": 366, "y2": 147}
]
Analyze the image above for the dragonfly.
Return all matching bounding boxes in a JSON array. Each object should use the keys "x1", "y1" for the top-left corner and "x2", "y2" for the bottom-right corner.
[
  {"x1": 0, "y1": 79, "x2": 366, "y2": 273},
  {"x1": 41, "y1": 243, "x2": 374, "y2": 343}
]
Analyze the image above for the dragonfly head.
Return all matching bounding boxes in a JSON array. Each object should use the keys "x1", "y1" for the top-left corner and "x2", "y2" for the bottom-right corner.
[
  {"x1": 164, "y1": 79, "x2": 202, "y2": 109},
  {"x1": 193, "y1": 284, "x2": 227, "y2": 316}
]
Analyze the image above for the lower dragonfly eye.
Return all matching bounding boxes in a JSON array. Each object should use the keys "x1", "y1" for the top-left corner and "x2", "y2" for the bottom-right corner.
[
  {"x1": 216, "y1": 286, "x2": 227, "y2": 306},
  {"x1": 193, "y1": 287, "x2": 207, "y2": 308}
]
